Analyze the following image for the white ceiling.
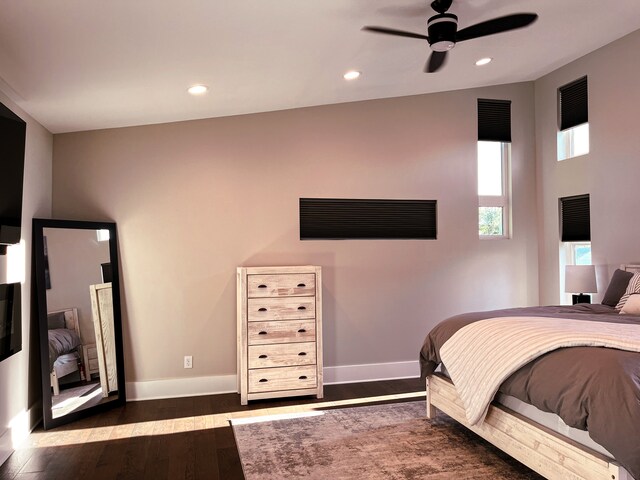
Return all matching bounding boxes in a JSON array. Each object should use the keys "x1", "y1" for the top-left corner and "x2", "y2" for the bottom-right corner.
[{"x1": 2, "y1": 0, "x2": 640, "y2": 134}]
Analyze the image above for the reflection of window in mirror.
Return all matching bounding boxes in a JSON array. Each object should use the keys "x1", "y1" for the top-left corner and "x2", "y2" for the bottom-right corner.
[{"x1": 96, "y1": 229, "x2": 110, "y2": 242}]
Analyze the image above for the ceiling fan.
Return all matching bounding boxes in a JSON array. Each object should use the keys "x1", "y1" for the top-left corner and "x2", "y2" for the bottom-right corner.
[{"x1": 362, "y1": 0, "x2": 538, "y2": 73}]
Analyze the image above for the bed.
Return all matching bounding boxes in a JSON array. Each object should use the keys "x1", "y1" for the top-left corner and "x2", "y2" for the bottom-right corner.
[
  {"x1": 47, "y1": 307, "x2": 84, "y2": 396},
  {"x1": 421, "y1": 264, "x2": 640, "y2": 480}
]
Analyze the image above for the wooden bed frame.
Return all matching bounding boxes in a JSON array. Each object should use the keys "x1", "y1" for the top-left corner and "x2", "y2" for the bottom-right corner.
[
  {"x1": 49, "y1": 307, "x2": 82, "y2": 396},
  {"x1": 425, "y1": 264, "x2": 640, "y2": 480},
  {"x1": 426, "y1": 374, "x2": 630, "y2": 480}
]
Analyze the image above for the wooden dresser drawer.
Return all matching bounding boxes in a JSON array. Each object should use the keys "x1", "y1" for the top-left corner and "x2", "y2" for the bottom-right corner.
[
  {"x1": 247, "y1": 273, "x2": 315, "y2": 298},
  {"x1": 248, "y1": 342, "x2": 316, "y2": 369},
  {"x1": 247, "y1": 297, "x2": 315, "y2": 321},
  {"x1": 248, "y1": 365, "x2": 317, "y2": 393},
  {"x1": 248, "y1": 319, "x2": 316, "y2": 345},
  {"x1": 83, "y1": 343, "x2": 100, "y2": 376}
]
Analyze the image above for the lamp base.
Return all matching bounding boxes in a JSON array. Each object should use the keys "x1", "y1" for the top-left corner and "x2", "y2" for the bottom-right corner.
[{"x1": 572, "y1": 294, "x2": 591, "y2": 305}]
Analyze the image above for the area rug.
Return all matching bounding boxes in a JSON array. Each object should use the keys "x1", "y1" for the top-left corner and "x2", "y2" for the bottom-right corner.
[{"x1": 232, "y1": 401, "x2": 543, "y2": 480}]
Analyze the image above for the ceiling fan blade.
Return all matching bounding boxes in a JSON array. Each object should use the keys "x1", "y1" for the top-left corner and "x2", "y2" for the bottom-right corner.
[
  {"x1": 425, "y1": 50, "x2": 448, "y2": 73},
  {"x1": 362, "y1": 26, "x2": 429, "y2": 41},
  {"x1": 455, "y1": 13, "x2": 538, "y2": 42}
]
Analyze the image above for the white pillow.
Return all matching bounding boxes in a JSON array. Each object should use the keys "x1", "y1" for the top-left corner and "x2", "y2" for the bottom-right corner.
[
  {"x1": 615, "y1": 272, "x2": 640, "y2": 310},
  {"x1": 620, "y1": 294, "x2": 640, "y2": 315}
]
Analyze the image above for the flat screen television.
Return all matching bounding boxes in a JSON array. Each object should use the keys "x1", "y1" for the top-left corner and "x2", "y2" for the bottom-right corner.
[
  {"x1": 0, "y1": 283, "x2": 21, "y2": 362},
  {"x1": 0, "y1": 101, "x2": 26, "y2": 249}
]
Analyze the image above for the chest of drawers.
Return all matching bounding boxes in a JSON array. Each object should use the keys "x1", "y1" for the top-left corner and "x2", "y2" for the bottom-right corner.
[{"x1": 237, "y1": 266, "x2": 323, "y2": 405}]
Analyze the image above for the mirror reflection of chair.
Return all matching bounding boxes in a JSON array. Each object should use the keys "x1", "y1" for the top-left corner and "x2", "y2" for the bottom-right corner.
[{"x1": 33, "y1": 218, "x2": 126, "y2": 430}]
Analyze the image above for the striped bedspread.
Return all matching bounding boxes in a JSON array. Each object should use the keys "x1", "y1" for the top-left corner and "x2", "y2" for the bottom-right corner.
[{"x1": 440, "y1": 316, "x2": 640, "y2": 425}]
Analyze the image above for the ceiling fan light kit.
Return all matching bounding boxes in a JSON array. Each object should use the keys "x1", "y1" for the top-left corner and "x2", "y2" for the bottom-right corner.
[
  {"x1": 427, "y1": 13, "x2": 458, "y2": 52},
  {"x1": 363, "y1": 0, "x2": 537, "y2": 73}
]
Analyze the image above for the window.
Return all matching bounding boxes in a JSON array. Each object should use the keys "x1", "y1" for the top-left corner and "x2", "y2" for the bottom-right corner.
[
  {"x1": 559, "y1": 194, "x2": 592, "y2": 301},
  {"x1": 299, "y1": 198, "x2": 437, "y2": 240},
  {"x1": 477, "y1": 99, "x2": 511, "y2": 238},
  {"x1": 570, "y1": 242, "x2": 592, "y2": 265},
  {"x1": 558, "y1": 76, "x2": 589, "y2": 161},
  {"x1": 478, "y1": 142, "x2": 510, "y2": 237}
]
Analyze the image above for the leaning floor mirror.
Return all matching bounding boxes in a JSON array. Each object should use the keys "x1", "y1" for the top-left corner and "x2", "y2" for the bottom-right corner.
[{"x1": 33, "y1": 219, "x2": 126, "y2": 430}]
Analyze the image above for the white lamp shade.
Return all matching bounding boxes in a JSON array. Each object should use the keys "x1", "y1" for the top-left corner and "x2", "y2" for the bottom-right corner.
[{"x1": 565, "y1": 265, "x2": 597, "y2": 294}]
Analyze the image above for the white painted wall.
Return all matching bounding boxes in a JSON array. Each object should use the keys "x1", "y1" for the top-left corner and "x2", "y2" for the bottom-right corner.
[
  {"x1": 535, "y1": 29, "x2": 640, "y2": 304},
  {"x1": 0, "y1": 90, "x2": 52, "y2": 464}
]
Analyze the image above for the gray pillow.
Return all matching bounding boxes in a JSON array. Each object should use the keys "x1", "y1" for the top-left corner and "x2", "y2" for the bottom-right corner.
[
  {"x1": 601, "y1": 269, "x2": 634, "y2": 307},
  {"x1": 47, "y1": 311, "x2": 66, "y2": 330}
]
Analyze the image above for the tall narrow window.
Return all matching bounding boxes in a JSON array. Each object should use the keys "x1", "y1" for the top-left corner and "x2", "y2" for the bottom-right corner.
[
  {"x1": 560, "y1": 194, "x2": 592, "y2": 264},
  {"x1": 559, "y1": 194, "x2": 591, "y2": 301},
  {"x1": 477, "y1": 99, "x2": 511, "y2": 238},
  {"x1": 558, "y1": 76, "x2": 589, "y2": 161}
]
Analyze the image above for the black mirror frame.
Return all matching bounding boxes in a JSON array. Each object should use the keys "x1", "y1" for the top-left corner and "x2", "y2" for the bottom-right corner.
[{"x1": 33, "y1": 218, "x2": 126, "y2": 430}]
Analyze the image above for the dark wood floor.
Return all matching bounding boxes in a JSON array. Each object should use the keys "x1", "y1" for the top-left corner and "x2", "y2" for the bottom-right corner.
[{"x1": 0, "y1": 378, "x2": 424, "y2": 480}]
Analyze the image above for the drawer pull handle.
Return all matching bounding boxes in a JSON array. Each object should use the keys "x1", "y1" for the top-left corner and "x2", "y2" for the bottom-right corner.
[
  {"x1": 259, "y1": 378, "x2": 268, "y2": 383},
  {"x1": 297, "y1": 306, "x2": 307, "y2": 310},
  {"x1": 297, "y1": 328, "x2": 306, "y2": 333},
  {"x1": 258, "y1": 354, "x2": 268, "y2": 359},
  {"x1": 297, "y1": 283, "x2": 306, "y2": 288},
  {"x1": 258, "y1": 284, "x2": 267, "y2": 289},
  {"x1": 299, "y1": 375, "x2": 308, "y2": 380},
  {"x1": 258, "y1": 307, "x2": 267, "y2": 312},
  {"x1": 258, "y1": 331, "x2": 268, "y2": 335},
  {"x1": 298, "y1": 352, "x2": 307, "y2": 356}
]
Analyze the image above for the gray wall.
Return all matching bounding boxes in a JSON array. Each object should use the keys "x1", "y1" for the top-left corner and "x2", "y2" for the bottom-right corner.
[
  {"x1": 535, "y1": 29, "x2": 640, "y2": 304},
  {"x1": 53, "y1": 82, "x2": 538, "y2": 384}
]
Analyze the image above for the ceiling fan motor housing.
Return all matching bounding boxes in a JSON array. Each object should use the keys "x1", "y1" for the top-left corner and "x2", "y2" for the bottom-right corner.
[{"x1": 427, "y1": 13, "x2": 458, "y2": 51}]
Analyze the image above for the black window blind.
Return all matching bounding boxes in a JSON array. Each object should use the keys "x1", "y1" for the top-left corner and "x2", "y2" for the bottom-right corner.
[
  {"x1": 559, "y1": 76, "x2": 588, "y2": 131},
  {"x1": 560, "y1": 194, "x2": 590, "y2": 242},
  {"x1": 478, "y1": 99, "x2": 512, "y2": 142},
  {"x1": 300, "y1": 198, "x2": 437, "y2": 240}
]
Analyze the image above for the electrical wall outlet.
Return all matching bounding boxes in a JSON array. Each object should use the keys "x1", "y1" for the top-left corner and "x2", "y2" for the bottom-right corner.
[{"x1": 184, "y1": 355, "x2": 193, "y2": 369}]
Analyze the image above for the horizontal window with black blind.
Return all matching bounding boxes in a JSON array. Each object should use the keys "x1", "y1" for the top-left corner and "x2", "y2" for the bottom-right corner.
[
  {"x1": 300, "y1": 198, "x2": 437, "y2": 240},
  {"x1": 559, "y1": 76, "x2": 588, "y2": 131},
  {"x1": 560, "y1": 194, "x2": 590, "y2": 242},
  {"x1": 478, "y1": 99, "x2": 511, "y2": 142}
]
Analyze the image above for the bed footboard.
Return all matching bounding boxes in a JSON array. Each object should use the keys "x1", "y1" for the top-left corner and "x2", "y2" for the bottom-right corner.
[{"x1": 426, "y1": 373, "x2": 630, "y2": 480}]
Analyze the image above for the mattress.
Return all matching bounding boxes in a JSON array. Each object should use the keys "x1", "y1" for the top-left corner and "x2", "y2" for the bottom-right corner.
[
  {"x1": 495, "y1": 393, "x2": 612, "y2": 457},
  {"x1": 53, "y1": 352, "x2": 80, "y2": 378}
]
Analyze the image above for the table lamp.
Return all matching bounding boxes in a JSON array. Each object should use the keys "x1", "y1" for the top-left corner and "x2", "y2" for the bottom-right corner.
[{"x1": 565, "y1": 265, "x2": 597, "y2": 304}]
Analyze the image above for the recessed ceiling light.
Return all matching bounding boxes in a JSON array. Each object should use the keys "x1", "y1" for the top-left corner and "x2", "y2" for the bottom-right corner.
[
  {"x1": 343, "y1": 70, "x2": 361, "y2": 80},
  {"x1": 475, "y1": 57, "x2": 492, "y2": 66},
  {"x1": 188, "y1": 84, "x2": 208, "y2": 95}
]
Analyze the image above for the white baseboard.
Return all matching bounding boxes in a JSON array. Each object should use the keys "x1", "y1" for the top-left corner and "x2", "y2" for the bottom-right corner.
[
  {"x1": 0, "y1": 428, "x2": 12, "y2": 467},
  {"x1": 126, "y1": 361, "x2": 420, "y2": 402},
  {"x1": 0, "y1": 406, "x2": 39, "y2": 467},
  {"x1": 126, "y1": 374, "x2": 237, "y2": 401},
  {"x1": 323, "y1": 360, "x2": 420, "y2": 385}
]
